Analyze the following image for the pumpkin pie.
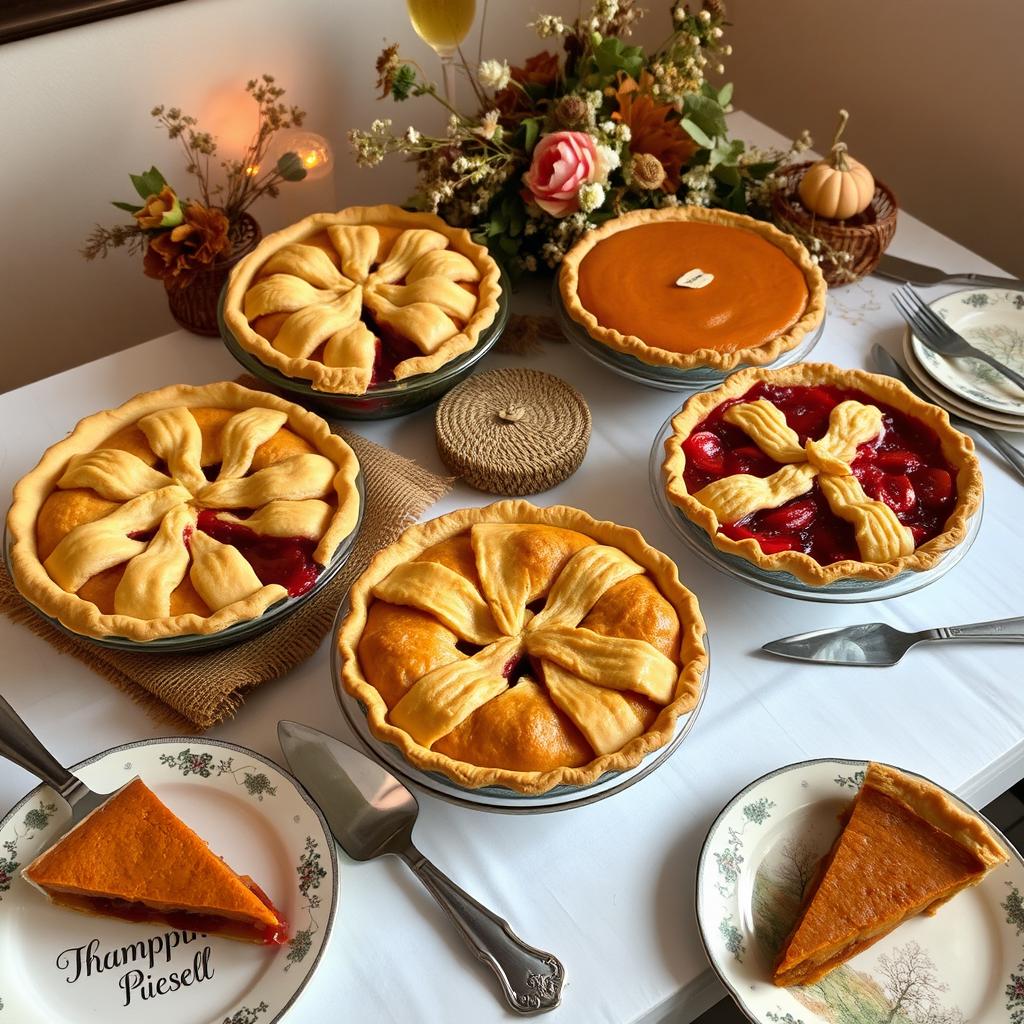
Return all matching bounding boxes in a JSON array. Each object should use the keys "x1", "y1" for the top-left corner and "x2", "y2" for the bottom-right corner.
[
  {"x1": 773, "y1": 762, "x2": 1007, "y2": 986},
  {"x1": 662, "y1": 363, "x2": 983, "y2": 585},
  {"x1": 559, "y1": 207, "x2": 826, "y2": 371},
  {"x1": 6, "y1": 381, "x2": 360, "y2": 642},
  {"x1": 338, "y1": 499, "x2": 708, "y2": 794},
  {"x1": 22, "y1": 778, "x2": 287, "y2": 944},
  {"x1": 222, "y1": 204, "x2": 503, "y2": 395}
]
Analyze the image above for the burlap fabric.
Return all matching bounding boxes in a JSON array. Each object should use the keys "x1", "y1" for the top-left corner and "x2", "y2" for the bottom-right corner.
[{"x1": 1, "y1": 429, "x2": 451, "y2": 731}]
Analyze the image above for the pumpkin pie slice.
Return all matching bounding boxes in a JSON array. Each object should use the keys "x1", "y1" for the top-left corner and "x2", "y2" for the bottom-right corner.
[
  {"x1": 22, "y1": 778, "x2": 287, "y2": 944},
  {"x1": 772, "y1": 762, "x2": 1007, "y2": 986}
]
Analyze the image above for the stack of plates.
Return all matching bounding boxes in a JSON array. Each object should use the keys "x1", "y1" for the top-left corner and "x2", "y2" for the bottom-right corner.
[{"x1": 901, "y1": 287, "x2": 1024, "y2": 434}]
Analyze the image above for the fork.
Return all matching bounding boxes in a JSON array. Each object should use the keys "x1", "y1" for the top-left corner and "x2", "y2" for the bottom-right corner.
[{"x1": 891, "y1": 284, "x2": 1024, "y2": 395}]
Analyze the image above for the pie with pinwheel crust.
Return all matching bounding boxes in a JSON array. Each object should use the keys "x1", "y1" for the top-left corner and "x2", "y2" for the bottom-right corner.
[
  {"x1": 338, "y1": 500, "x2": 708, "y2": 794},
  {"x1": 223, "y1": 204, "x2": 503, "y2": 395},
  {"x1": 663, "y1": 363, "x2": 983, "y2": 585},
  {"x1": 7, "y1": 381, "x2": 360, "y2": 641}
]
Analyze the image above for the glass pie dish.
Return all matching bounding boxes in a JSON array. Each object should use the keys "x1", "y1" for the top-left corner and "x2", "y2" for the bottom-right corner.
[
  {"x1": 649, "y1": 409, "x2": 982, "y2": 603},
  {"x1": 218, "y1": 270, "x2": 511, "y2": 420}
]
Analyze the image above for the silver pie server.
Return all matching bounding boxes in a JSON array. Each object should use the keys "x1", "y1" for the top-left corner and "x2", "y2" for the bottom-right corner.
[
  {"x1": 0, "y1": 693, "x2": 116, "y2": 845},
  {"x1": 762, "y1": 615, "x2": 1024, "y2": 666},
  {"x1": 277, "y1": 720, "x2": 565, "y2": 1015}
]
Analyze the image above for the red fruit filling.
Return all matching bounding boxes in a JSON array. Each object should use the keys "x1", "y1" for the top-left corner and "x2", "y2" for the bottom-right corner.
[
  {"x1": 682, "y1": 382, "x2": 958, "y2": 565},
  {"x1": 195, "y1": 509, "x2": 321, "y2": 597}
]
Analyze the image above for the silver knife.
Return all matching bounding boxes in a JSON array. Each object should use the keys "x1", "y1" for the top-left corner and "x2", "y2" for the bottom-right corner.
[
  {"x1": 870, "y1": 344, "x2": 1024, "y2": 483},
  {"x1": 762, "y1": 616, "x2": 1024, "y2": 666},
  {"x1": 277, "y1": 721, "x2": 564, "y2": 1015},
  {"x1": 875, "y1": 253, "x2": 1023, "y2": 290}
]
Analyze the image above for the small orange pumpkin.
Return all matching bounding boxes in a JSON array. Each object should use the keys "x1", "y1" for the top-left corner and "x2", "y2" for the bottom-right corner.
[{"x1": 798, "y1": 110, "x2": 875, "y2": 221}]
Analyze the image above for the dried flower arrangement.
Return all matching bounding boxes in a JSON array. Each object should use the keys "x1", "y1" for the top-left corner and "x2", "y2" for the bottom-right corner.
[
  {"x1": 82, "y1": 75, "x2": 310, "y2": 290},
  {"x1": 349, "y1": 0, "x2": 813, "y2": 275}
]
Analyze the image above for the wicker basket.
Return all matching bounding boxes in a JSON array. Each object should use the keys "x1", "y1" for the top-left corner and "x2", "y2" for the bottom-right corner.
[
  {"x1": 165, "y1": 213, "x2": 261, "y2": 336},
  {"x1": 771, "y1": 162, "x2": 897, "y2": 286}
]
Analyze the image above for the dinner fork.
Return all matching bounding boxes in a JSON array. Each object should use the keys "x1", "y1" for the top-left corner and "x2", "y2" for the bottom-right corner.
[{"x1": 891, "y1": 285, "x2": 1024, "y2": 395}]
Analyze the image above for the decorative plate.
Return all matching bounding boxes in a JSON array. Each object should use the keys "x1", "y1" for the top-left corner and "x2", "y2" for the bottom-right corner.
[
  {"x1": 648, "y1": 412, "x2": 983, "y2": 603},
  {"x1": 901, "y1": 331, "x2": 1024, "y2": 434},
  {"x1": 0, "y1": 738, "x2": 338, "y2": 1023},
  {"x1": 696, "y1": 758, "x2": 1024, "y2": 1024},
  {"x1": 910, "y1": 288, "x2": 1024, "y2": 417}
]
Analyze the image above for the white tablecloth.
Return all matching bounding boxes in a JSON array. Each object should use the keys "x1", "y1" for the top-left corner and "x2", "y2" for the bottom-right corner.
[{"x1": 2, "y1": 115, "x2": 1022, "y2": 1024}]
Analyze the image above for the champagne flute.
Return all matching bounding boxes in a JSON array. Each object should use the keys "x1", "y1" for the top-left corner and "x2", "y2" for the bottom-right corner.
[{"x1": 406, "y1": 0, "x2": 477, "y2": 105}]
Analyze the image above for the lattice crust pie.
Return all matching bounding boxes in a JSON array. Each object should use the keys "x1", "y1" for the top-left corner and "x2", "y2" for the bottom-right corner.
[
  {"x1": 223, "y1": 204, "x2": 503, "y2": 395},
  {"x1": 663, "y1": 364, "x2": 983, "y2": 585},
  {"x1": 339, "y1": 500, "x2": 708, "y2": 795},
  {"x1": 7, "y1": 382, "x2": 360, "y2": 642},
  {"x1": 559, "y1": 206, "x2": 827, "y2": 371}
]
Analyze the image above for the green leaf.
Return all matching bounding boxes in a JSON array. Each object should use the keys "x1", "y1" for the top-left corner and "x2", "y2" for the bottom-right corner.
[
  {"x1": 498, "y1": 235, "x2": 519, "y2": 255},
  {"x1": 681, "y1": 117, "x2": 715, "y2": 150},
  {"x1": 744, "y1": 161, "x2": 778, "y2": 181},
  {"x1": 129, "y1": 166, "x2": 168, "y2": 201},
  {"x1": 592, "y1": 36, "x2": 644, "y2": 79},
  {"x1": 709, "y1": 138, "x2": 744, "y2": 169},
  {"x1": 683, "y1": 92, "x2": 728, "y2": 142},
  {"x1": 718, "y1": 82, "x2": 734, "y2": 108},
  {"x1": 521, "y1": 117, "x2": 541, "y2": 154},
  {"x1": 276, "y1": 152, "x2": 308, "y2": 182},
  {"x1": 712, "y1": 163, "x2": 741, "y2": 187},
  {"x1": 111, "y1": 200, "x2": 143, "y2": 214}
]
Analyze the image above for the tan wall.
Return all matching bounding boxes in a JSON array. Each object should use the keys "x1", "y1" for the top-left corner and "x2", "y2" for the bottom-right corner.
[{"x1": 723, "y1": 0, "x2": 1024, "y2": 277}]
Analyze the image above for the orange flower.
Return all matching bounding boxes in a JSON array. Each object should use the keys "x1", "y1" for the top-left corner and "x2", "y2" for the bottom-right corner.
[
  {"x1": 143, "y1": 203, "x2": 230, "y2": 290},
  {"x1": 134, "y1": 186, "x2": 182, "y2": 230},
  {"x1": 611, "y1": 72, "x2": 697, "y2": 192},
  {"x1": 495, "y1": 51, "x2": 560, "y2": 122}
]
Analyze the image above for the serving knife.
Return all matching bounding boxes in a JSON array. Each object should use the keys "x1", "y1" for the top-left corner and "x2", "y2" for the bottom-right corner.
[
  {"x1": 0, "y1": 693, "x2": 116, "y2": 845},
  {"x1": 870, "y1": 344, "x2": 1024, "y2": 483},
  {"x1": 875, "y1": 253, "x2": 1023, "y2": 290},
  {"x1": 762, "y1": 615, "x2": 1024, "y2": 666},
  {"x1": 277, "y1": 721, "x2": 564, "y2": 1015}
]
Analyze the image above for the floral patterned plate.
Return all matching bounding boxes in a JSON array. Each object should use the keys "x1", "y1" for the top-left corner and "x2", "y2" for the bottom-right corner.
[
  {"x1": 910, "y1": 288, "x2": 1024, "y2": 417},
  {"x1": 696, "y1": 758, "x2": 1024, "y2": 1024},
  {"x1": 0, "y1": 738, "x2": 338, "y2": 1024}
]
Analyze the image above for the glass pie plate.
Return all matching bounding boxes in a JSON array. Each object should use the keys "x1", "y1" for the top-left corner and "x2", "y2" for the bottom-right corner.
[
  {"x1": 329, "y1": 599, "x2": 710, "y2": 814},
  {"x1": 218, "y1": 270, "x2": 511, "y2": 420},
  {"x1": 649, "y1": 409, "x2": 983, "y2": 603},
  {"x1": 552, "y1": 281, "x2": 824, "y2": 392},
  {"x1": 3, "y1": 471, "x2": 364, "y2": 654}
]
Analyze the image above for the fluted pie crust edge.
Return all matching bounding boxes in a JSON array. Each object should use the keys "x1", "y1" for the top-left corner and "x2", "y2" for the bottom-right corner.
[
  {"x1": 338, "y1": 499, "x2": 709, "y2": 794},
  {"x1": 7, "y1": 381, "x2": 361, "y2": 641},
  {"x1": 662, "y1": 363, "x2": 983, "y2": 585},
  {"x1": 558, "y1": 206, "x2": 827, "y2": 371},
  {"x1": 223, "y1": 204, "x2": 504, "y2": 395}
]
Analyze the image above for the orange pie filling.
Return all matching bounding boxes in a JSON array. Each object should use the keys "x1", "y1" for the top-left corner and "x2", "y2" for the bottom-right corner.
[{"x1": 575, "y1": 220, "x2": 810, "y2": 354}]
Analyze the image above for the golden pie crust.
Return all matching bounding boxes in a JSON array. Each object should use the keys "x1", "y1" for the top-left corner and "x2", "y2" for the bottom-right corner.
[
  {"x1": 223, "y1": 204, "x2": 503, "y2": 395},
  {"x1": 338, "y1": 500, "x2": 708, "y2": 794},
  {"x1": 558, "y1": 206, "x2": 826, "y2": 371},
  {"x1": 772, "y1": 762, "x2": 1007, "y2": 986},
  {"x1": 7, "y1": 381, "x2": 360, "y2": 641},
  {"x1": 662, "y1": 363, "x2": 983, "y2": 585}
]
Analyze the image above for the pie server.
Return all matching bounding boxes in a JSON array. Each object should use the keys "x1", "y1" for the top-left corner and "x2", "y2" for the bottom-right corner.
[
  {"x1": 762, "y1": 615, "x2": 1024, "y2": 666},
  {"x1": 277, "y1": 720, "x2": 564, "y2": 1015},
  {"x1": 874, "y1": 253, "x2": 1023, "y2": 290},
  {"x1": 0, "y1": 693, "x2": 118, "y2": 845}
]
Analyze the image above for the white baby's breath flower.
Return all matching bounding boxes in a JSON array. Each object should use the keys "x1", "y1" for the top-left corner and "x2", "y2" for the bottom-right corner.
[
  {"x1": 594, "y1": 143, "x2": 620, "y2": 183},
  {"x1": 404, "y1": 126, "x2": 421, "y2": 144},
  {"x1": 616, "y1": 123, "x2": 632, "y2": 142},
  {"x1": 478, "y1": 59, "x2": 511, "y2": 91},
  {"x1": 586, "y1": 90, "x2": 603, "y2": 109},
  {"x1": 474, "y1": 109, "x2": 501, "y2": 140},
  {"x1": 370, "y1": 118, "x2": 392, "y2": 134},
  {"x1": 599, "y1": 120, "x2": 617, "y2": 135},
  {"x1": 673, "y1": 5, "x2": 686, "y2": 22},
  {"x1": 698, "y1": 9, "x2": 711, "y2": 22},
  {"x1": 578, "y1": 182, "x2": 606, "y2": 214},
  {"x1": 711, "y1": 26, "x2": 723, "y2": 38}
]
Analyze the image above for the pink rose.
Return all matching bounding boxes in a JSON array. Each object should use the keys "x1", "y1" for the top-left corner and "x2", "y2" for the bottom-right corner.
[{"x1": 521, "y1": 131, "x2": 598, "y2": 218}]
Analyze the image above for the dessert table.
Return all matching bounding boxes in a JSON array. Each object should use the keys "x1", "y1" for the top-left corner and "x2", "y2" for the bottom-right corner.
[{"x1": 2, "y1": 114, "x2": 1023, "y2": 1024}]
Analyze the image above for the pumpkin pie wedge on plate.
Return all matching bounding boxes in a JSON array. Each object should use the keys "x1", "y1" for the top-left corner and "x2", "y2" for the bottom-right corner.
[
  {"x1": 772, "y1": 761, "x2": 1007, "y2": 986},
  {"x1": 22, "y1": 778, "x2": 287, "y2": 944}
]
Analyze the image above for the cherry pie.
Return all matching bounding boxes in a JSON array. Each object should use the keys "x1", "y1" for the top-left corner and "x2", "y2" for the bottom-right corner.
[
  {"x1": 223, "y1": 204, "x2": 503, "y2": 395},
  {"x1": 7, "y1": 382, "x2": 360, "y2": 641},
  {"x1": 663, "y1": 364, "x2": 983, "y2": 584},
  {"x1": 338, "y1": 500, "x2": 708, "y2": 794}
]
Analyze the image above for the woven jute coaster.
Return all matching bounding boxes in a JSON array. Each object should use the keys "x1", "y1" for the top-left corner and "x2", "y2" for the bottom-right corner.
[
  {"x1": 435, "y1": 367, "x2": 591, "y2": 495},
  {"x1": 0, "y1": 429, "x2": 452, "y2": 732}
]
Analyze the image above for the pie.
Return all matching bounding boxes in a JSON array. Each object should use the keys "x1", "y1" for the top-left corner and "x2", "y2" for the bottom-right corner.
[
  {"x1": 338, "y1": 499, "x2": 708, "y2": 795},
  {"x1": 662, "y1": 363, "x2": 983, "y2": 585},
  {"x1": 6, "y1": 381, "x2": 360, "y2": 642},
  {"x1": 558, "y1": 207, "x2": 826, "y2": 371},
  {"x1": 22, "y1": 778, "x2": 287, "y2": 944},
  {"x1": 773, "y1": 762, "x2": 1007, "y2": 986},
  {"x1": 222, "y1": 204, "x2": 503, "y2": 395}
]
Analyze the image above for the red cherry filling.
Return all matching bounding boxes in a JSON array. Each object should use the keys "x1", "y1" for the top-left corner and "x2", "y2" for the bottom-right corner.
[
  {"x1": 682, "y1": 382, "x2": 959, "y2": 565},
  {"x1": 195, "y1": 509, "x2": 321, "y2": 597}
]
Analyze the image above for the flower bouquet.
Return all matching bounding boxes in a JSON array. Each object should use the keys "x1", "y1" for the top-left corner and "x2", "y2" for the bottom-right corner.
[{"x1": 350, "y1": 0, "x2": 810, "y2": 276}]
